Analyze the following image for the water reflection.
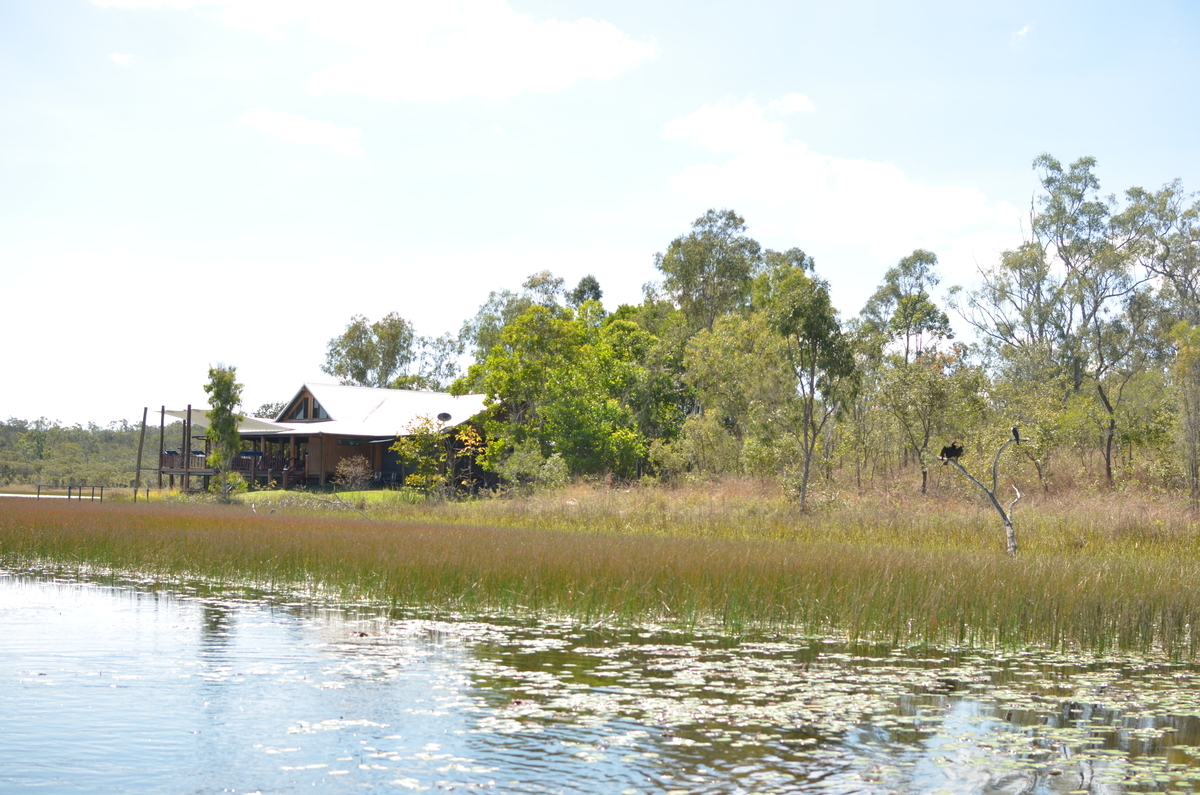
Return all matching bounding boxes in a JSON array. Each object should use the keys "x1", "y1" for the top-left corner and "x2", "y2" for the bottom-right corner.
[{"x1": 2, "y1": 571, "x2": 1200, "y2": 794}]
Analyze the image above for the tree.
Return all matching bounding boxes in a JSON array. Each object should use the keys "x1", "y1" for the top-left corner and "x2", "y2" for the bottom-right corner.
[
  {"x1": 458, "y1": 301, "x2": 648, "y2": 480},
  {"x1": 878, "y1": 346, "x2": 983, "y2": 493},
  {"x1": 457, "y1": 271, "x2": 573, "y2": 391},
  {"x1": 861, "y1": 249, "x2": 953, "y2": 364},
  {"x1": 943, "y1": 432, "x2": 1024, "y2": 557},
  {"x1": 655, "y1": 209, "x2": 763, "y2": 332},
  {"x1": 393, "y1": 333, "x2": 464, "y2": 391},
  {"x1": 567, "y1": 275, "x2": 603, "y2": 308},
  {"x1": 252, "y1": 401, "x2": 287, "y2": 419},
  {"x1": 950, "y1": 154, "x2": 1157, "y2": 487},
  {"x1": 390, "y1": 416, "x2": 485, "y2": 495},
  {"x1": 756, "y1": 260, "x2": 857, "y2": 507},
  {"x1": 1124, "y1": 181, "x2": 1200, "y2": 323},
  {"x1": 203, "y1": 364, "x2": 245, "y2": 503},
  {"x1": 323, "y1": 314, "x2": 464, "y2": 391},
  {"x1": 1175, "y1": 322, "x2": 1200, "y2": 510},
  {"x1": 683, "y1": 312, "x2": 793, "y2": 446},
  {"x1": 523, "y1": 270, "x2": 565, "y2": 306},
  {"x1": 322, "y1": 313, "x2": 417, "y2": 388}
]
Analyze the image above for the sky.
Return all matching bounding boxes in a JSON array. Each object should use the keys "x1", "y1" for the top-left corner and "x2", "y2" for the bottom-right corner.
[{"x1": 3, "y1": 0, "x2": 1200, "y2": 425}]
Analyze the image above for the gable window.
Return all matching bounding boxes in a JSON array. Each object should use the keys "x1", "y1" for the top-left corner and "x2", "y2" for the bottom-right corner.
[
  {"x1": 313, "y1": 400, "x2": 329, "y2": 420},
  {"x1": 288, "y1": 399, "x2": 308, "y2": 420}
]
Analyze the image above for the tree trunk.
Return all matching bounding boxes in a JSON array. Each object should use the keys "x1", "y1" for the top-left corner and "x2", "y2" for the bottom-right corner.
[{"x1": 1096, "y1": 383, "x2": 1116, "y2": 489}]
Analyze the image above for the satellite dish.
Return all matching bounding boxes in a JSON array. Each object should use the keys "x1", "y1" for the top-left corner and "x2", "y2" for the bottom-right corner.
[{"x1": 437, "y1": 412, "x2": 452, "y2": 422}]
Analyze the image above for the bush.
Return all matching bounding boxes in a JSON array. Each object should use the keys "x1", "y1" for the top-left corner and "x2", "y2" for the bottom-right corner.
[{"x1": 334, "y1": 456, "x2": 373, "y2": 491}]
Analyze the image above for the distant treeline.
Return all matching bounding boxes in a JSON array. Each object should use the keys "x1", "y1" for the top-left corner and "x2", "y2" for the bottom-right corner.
[{"x1": 0, "y1": 417, "x2": 179, "y2": 488}]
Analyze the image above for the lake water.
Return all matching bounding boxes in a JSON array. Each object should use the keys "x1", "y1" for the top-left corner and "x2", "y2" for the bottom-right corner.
[{"x1": 3, "y1": 572, "x2": 1200, "y2": 794}]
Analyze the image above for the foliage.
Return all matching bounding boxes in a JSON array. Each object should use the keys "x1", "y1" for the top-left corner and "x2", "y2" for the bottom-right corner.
[
  {"x1": 654, "y1": 209, "x2": 763, "y2": 333},
  {"x1": 390, "y1": 415, "x2": 486, "y2": 495},
  {"x1": 566, "y1": 274, "x2": 603, "y2": 308},
  {"x1": 879, "y1": 347, "x2": 984, "y2": 493},
  {"x1": 756, "y1": 259, "x2": 857, "y2": 506},
  {"x1": 252, "y1": 401, "x2": 287, "y2": 419},
  {"x1": 321, "y1": 313, "x2": 462, "y2": 390},
  {"x1": 322, "y1": 313, "x2": 417, "y2": 388},
  {"x1": 0, "y1": 416, "x2": 175, "y2": 487},
  {"x1": 860, "y1": 249, "x2": 953, "y2": 363},
  {"x1": 459, "y1": 301, "x2": 649, "y2": 481},
  {"x1": 203, "y1": 364, "x2": 245, "y2": 503}
]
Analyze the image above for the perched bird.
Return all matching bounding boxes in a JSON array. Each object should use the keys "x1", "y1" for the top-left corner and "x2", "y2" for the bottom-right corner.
[
  {"x1": 939, "y1": 442, "x2": 964, "y2": 464},
  {"x1": 1012, "y1": 426, "x2": 1020, "y2": 444}
]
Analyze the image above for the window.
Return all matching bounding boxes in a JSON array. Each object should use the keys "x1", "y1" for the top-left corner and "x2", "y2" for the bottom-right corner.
[{"x1": 338, "y1": 439, "x2": 363, "y2": 446}]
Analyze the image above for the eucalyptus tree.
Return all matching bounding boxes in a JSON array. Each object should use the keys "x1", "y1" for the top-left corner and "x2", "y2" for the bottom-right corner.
[
  {"x1": 860, "y1": 249, "x2": 953, "y2": 364},
  {"x1": 1174, "y1": 322, "x2": 1200, "y2": 511},
  {"x1": 878, "y1": 346, "x2": 984, "y2": 494},
  {"x1": 952, "y1": 155, "x2": 1145, "y2": 387},
  {"x1": 322, "y1": 313, "x2": 417, "y2": 388},
  {"x1": 457, "y1": 270, "x2": 570, "y2": 391},
  {"x1": 1123, "y1": 181, "x2": 1200, "y2": 323},
  {"x1": 322, "y1": 313, "x2": 461, "y2": 392},
  {"x1": 668, "y1": 312, "x2": 794, "y2": 478},
  {"x1": 950, "y1": 154, "x2": 1158, "y2": 486},
  {"x1": 655, "y1": 209, "x2": 763, "y2": 333},
  {"x1": 755, "y1": 258, "x2": 857, "y2": 507}
]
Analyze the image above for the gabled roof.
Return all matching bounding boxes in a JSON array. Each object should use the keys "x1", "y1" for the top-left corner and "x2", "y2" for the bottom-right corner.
[
  {"x1": 170, "y1": 383, "x2": 488, "y2": 439},
  {"x1": 276, "y1": 383, "x2": 488, "y2": 437}
]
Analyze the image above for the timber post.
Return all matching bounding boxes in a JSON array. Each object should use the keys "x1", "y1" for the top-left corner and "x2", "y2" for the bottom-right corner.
[
  {"x1": 133, "y1": 407, "x2": 147, "y2": 503},
  {"x1": 158, "y1": 406, "x2": 165, "y2": 489},
  {"x1": 183, "y1": 404, "x2": 191, "y2": 492}
]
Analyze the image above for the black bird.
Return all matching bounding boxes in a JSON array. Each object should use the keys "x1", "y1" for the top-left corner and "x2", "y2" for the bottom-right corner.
[
  {"x1": 939, "y1": 442, "x2": 964, "y2": 464},
  {"x1": 1012, "y1": 426, "x2": 1020, "y2": 444}
]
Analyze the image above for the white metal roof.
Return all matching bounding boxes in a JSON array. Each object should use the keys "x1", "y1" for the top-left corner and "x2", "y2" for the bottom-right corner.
[{"x1": 168, "y1": 383, "x2": 488, "y2": 439}]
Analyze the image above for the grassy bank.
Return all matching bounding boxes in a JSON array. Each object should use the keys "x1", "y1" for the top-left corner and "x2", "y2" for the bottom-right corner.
[{"x1": 3, "y1": 483, "x2": 1199, "y2": 656}]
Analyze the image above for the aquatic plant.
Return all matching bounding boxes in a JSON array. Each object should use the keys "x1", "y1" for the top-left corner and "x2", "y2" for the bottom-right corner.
[{"x1": 3, "y1": 492, "x2": 1200, "y2": 658}]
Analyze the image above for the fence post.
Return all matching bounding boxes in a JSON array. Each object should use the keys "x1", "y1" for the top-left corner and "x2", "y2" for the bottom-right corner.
[
  {"x1": 99, "y1": 486, "x2": 104, "y2": 503},
  {"x1": 36, "y1": 485, "x2": 40, "y2": 501},
  {"x1": 67, "y1": 485, "x2": 71, "y2": 500}
]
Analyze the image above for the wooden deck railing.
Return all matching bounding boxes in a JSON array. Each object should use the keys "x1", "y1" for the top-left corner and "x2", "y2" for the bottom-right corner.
[
  {"x1": 159, "y1": 453, "x2": 211, "y2": 471},
  {"x1": 230, "y1": 455, "x2": 289, "y2": 472}
]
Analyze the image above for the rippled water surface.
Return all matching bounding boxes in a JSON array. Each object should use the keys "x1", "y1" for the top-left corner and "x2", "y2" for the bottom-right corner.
[{"x1": 3, "y1": 572, "x2": 1200, "y2": 794}]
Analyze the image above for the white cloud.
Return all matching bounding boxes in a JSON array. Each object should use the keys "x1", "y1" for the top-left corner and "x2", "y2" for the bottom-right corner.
[
  {"x1": 770, "y1": 93, "x2": 815, "y2": 114},
  {"x1": 664, "y1": 100, "x2": 785, "y2": 153},
  {"x1": 238, "y1": 107, "x2": 364, "y2": 155},
  {"x1": 1010, "y1": 25, "x2": 1032, "y2": 47},
  {"x1": 108, "y1": 52, "x2": 135, "y2": 65},
  {"x1": 663, "y1": 97, "x2": 1023, "y2": 300},
  {"x1": 92, "y1": 0, "x2": 655, "y2": 101}
]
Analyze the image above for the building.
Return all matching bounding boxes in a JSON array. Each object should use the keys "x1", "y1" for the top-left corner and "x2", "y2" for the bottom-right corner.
[{"x1": 157, "y1": 383, "x2": 488, "y2": 490}]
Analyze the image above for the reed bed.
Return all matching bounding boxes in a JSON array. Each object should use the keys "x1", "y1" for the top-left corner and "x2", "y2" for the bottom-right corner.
[{"x1": 3, "y1": 487, "x2": 1200, "y2": 657}]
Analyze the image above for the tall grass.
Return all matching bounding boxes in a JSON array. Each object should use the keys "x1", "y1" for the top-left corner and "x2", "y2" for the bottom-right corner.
[{"x1": 3, "y1": 483, "x2": 1199, "y2": 656}]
